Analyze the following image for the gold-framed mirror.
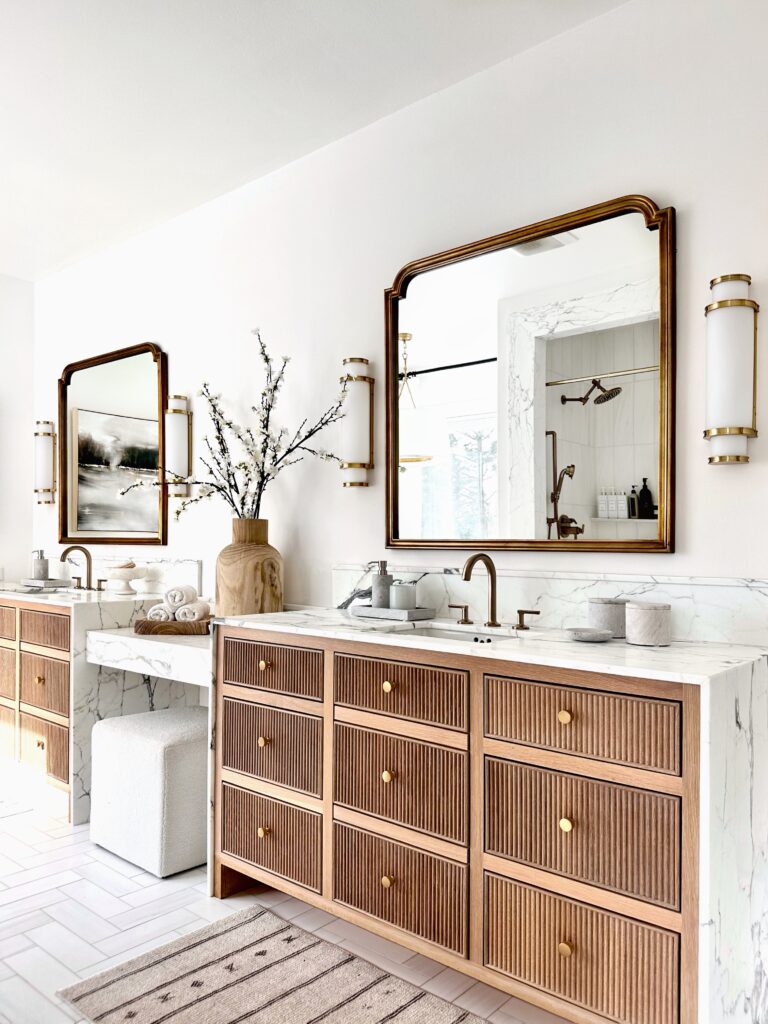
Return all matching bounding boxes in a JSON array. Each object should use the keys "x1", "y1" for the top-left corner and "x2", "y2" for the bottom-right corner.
[
  {"x1": 385, "y1": 195, "x2": 675, "y2": 552},
  {"x1": 58, "y1": 343, "x2": 168, "y2": 544}
]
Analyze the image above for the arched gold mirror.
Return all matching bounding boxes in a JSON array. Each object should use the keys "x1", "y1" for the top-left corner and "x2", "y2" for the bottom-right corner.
[
  {"x1": 58, "y1": 343, "x2": 168, "y2": 544},
  {"x1": 385, "y1": 195, "x2": 675, "y2": 551}
]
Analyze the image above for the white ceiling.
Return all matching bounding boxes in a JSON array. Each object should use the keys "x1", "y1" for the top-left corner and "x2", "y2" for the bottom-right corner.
[{"x1": 0, "y1": 0, "x2": 626, "y2": 280}]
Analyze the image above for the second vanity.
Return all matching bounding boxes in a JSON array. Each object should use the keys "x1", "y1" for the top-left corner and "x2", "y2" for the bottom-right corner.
[{"x1": 211, "y1": 608, "x2": 767, "y2": 1024}]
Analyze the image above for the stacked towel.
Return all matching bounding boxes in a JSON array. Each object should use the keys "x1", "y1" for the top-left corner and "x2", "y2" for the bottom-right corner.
[
  {"x1": 159, "y1": 585, "x2": 212, "y2": 622},
  {"x1": 147, "y1": 603, "x2": 174, "y2": 622},
  {"x1": 165, "y1": 584, "x2": 198, "y2": 611},
  {"x1": 175, "y1": 600, "x2": 211, "y2": 622}
]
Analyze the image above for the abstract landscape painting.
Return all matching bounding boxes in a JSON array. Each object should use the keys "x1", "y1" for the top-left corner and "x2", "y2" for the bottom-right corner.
[{"x1": 75, "y1": 409, "x2": 159, "y2": 533}]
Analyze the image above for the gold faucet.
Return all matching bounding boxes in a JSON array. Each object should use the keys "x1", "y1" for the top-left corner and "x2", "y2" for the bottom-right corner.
[
  {"x1": 462, "y1": 553, "x2": 500, "y2": 628},
  {"x1": 60, "y1": 545, "x2": 93, "y2": 590}
]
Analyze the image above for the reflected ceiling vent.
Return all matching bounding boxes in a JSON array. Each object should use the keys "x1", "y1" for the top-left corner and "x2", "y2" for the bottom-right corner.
[{"x1": 512, "y1": 230, "x2": 579, "y2": 256}]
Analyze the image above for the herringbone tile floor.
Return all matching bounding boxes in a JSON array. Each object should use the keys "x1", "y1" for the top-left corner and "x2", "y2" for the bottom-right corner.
[{"x1": 0, "y1": 803, "x2": 564, "y2": 1024}]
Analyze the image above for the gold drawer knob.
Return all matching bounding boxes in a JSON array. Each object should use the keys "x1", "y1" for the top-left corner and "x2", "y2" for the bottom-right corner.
[
  {"x1": 36, "y1": 739, "x2": 45, "y2": 750},
  {"x1": 258, "y1": 659, "x2": 271, "y2": 672},
  {"x1": 34, "y1": 675, "x2": 45, "y2": 686},
  {"x1": 557, "y1": 709, "x2": 573, "y2": 725},
  {"x1": 380, "y1": 875, "x2": 395, "y2": 889},
  {"x1": 381, "y1": 769, "x2": 395, "y2": 784},
  {"x1": 559, "y1": 817, "x2": 574, "y2": 833},
  {"x1": 256, "y1": 826, "x2": 271, "y2": 839},
  {"x1": 558, "y1": 941, "x2": 573, "y2": 958},
  {"x1": 257, "y1": 736, "x2": 270, "y2": 748},
  {"x1": 382, "y1": 680, "x2": 395, "y2": 694}
]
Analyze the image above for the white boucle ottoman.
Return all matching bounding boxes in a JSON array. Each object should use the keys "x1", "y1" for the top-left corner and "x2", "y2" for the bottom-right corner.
[{"x1": 90, "y1": 707, "x2": 208, "y2": 878}]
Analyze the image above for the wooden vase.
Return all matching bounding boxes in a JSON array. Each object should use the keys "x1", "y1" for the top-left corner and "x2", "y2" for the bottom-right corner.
[{"x1": 215, "y1": 519, "x2": 284, "y2": 617}]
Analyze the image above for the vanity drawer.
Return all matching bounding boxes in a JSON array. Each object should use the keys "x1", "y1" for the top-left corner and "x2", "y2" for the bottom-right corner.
[
  {"x1": 485, "y1": 675, "x2": 681, "y2": 775},
  {"x1": 19, "y1": 610, "x2": 70, "y2": 652},
  {"x1": 221, "y1": 697, "x2": 322, "y2": 797},
  {"x1": 20, "y1": 654, "x2": 69, "y2": 718},
  {"x1": 221, "y1": 782, "x2": 321, "y2": 892},
  {"x1": 0, "y1": 705, "x2": 14, "y2": 760},
  {"x1": 485, "y1": 758, "x2": 681, "y2": 909},
  {"x1": 0, "y1": 647, "x2": 15, "y2": 700},
  {"x1": 222, "y1": 637, "x2": 323, "y2": 701},
  {"x1": 19, "y1": 712, "x2": 69, "y2": 783},
  {"x1": 334, "y1": 653, "x2": 468, "y2": 730},
  {"x1": 334, "y1": 822, "x2": 467, "y2": 956},
  {"x1": 334, "y1": 723, "x2": 468, "y2": 844},
  {"x1": 0, "y1": 605, "x2": 15, "y2": 641},
  {"x1": 485, "y1": 873, "x2": 679, "y2": 1024}
]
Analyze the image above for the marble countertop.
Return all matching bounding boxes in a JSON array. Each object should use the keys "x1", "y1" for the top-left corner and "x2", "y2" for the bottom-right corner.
[
  {"x1": 0, "y1": 586, "x2": 165, "y2": 607},
  {"x1": 86, "y1": 627, "x2": 212, "y2": 688},
  {"x1": 215, "y1": 607, "x2": 768, "y2": 685}
]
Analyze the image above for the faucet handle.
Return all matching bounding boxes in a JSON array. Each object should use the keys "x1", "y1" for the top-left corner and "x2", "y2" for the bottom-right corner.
[
  {"x1": 448, "y1": 603, "x2": 473, "y2": 626},
  {"x1": 71, "y1": 576, "x2": 83, "y2": 590},
  {"x1": 96, "y1": 579, "x2": 107, "y2": 592},
  {"x1": 515, "y1": 609, "x2": 540, "y2": 631}
]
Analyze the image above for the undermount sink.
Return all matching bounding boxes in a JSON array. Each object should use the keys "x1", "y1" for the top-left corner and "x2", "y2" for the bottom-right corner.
[{"x1": 409, "y1": 626, "x2": 514, "y2": 645}]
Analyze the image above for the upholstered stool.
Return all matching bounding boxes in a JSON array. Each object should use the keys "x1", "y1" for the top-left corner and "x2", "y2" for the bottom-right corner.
[{"x1": 90, "y1": 707, "x2": 208, "y2": 877}]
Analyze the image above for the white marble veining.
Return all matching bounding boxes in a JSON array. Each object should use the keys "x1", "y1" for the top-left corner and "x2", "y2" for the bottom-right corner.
[
  {"x1": 332, "y1": 563, "x2": 768, "y2": 647},
  {"x1": 86, "y1": 628, "x2": 212, "y2": 688},
  {"x1": 216, "y1": 607, "x2": 767, "y2": 686},
  {"x1": 215, "y1": 605, "x2": 768, "y2": 1023}
]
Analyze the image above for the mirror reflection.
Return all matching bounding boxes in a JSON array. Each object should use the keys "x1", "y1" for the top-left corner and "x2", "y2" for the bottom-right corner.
[
  {"x1": 394, "y1": 211, "x2": 663, "y2": 544},
  {"x1": 60, "y1": 345, "x2": 166, "y2": 543}
]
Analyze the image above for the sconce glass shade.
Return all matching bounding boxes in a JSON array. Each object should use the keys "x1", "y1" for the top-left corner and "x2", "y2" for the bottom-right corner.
[
  {"x1": 164, "y1": 395, "x2": 192, "y2": 496},
  {"x1": 33, "y1": 420, "x2": 56, "y2": 504},
  {"x1": 339, "y1": 358, "x2": 374, "y2": 487},
  {"x1": 704, "y1": 274, "x2": 759, "y2": 464}
]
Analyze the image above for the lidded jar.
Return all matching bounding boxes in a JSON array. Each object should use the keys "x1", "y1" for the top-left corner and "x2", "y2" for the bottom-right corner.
[
  {"x1": 587, "y1": 597, "x2": 629, "y2": 638},
  {"x1": 625, "y1": 601, "x2": 671, "y2": 647}
]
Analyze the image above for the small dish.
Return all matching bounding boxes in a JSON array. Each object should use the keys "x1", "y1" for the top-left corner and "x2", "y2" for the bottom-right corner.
[{"x1": 566, "y1": 627, "x2": 613, "y2": 643}]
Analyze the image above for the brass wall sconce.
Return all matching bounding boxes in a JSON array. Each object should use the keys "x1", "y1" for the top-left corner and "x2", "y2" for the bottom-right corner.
[
  {"x1": 704, "y1": 274, "x2": 759, "y2": 464},
  {"x1": 339, "y1": 358, "x2": 374, "y2": 487},
  {"x1": 164, "y1": 395, "x2": 193, "y2": 496},
  {"x1": 33, "y1": 420, "x2": 57, "y2": 504}
]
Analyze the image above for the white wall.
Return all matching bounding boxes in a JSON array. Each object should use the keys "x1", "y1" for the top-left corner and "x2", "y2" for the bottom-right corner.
[
  {"x1": 31, "y1": 0, "x2": 768, "y2": 602},
  {"x1": 0, "y1": 275, "x2": 34, "y2": 581}
]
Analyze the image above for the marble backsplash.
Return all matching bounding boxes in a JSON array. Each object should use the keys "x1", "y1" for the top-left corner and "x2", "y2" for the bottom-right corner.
[{"x1": 332, "y1": 563, "x2": 768, "y2": 648}]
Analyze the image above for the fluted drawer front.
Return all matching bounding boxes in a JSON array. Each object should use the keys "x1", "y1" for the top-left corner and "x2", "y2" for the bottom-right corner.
[
  {"x1": 223, "y1": 637, "x2": 323, "y2": 701},
  {"x1": 485, "y1": 874, "x2": 679, "y2": 1024},
  {"x1": 221, "y1": 783, "x2": 321, "y2": 891},
  {"x1": 485, "y1": 675, "x2": 681, "y2": 775},
  {"x1": 0, "y1": 647, "x2": 15, "y2": 700},
  {"x1": 19, "y1": 712, "x2": 69, "y2": 783},
  {"x1": 0, "y1": 605, "x2": 15, "y2": 640},
  {"x1": 334, "y1": 653, "x2": 468, "y2": 730},
  {"x1": 486, "y1": 758, "x2": 681, "y2": 909},
  {"x1": 334, "y1": 823, "x2": 467, "y2": 955},
  {"x1": 222, "y1": 697, "x2": 322, "y2": 796},
  {"x1": 0, "y1": 705, "x2": 14, "y2": 760},
  {"x1": 19, "y1": 610, "x2": 70, "y2": 652},
  {"x1": 20, "y1": 654, "x2": 70, "y2": 718},
  {"x1": 334, "y1": 723, "x2": 467, "y2": 844}
]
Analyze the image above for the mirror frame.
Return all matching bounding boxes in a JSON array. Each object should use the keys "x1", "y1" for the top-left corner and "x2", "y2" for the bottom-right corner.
[
  {"x1": 385, "y1": 194, "x2": 675, "y2": 552},
  {"x1": 58, "y1": 342, "x2": 168, "y2": 545}
]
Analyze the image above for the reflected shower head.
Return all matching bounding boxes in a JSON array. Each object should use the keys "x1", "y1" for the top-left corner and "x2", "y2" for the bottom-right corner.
[
  {"x1": 564, "y1": 464, "x2": 575, "y2": 478},
  {"x1": 561, "y1": 378, "x2": 623, "y2": 406}
]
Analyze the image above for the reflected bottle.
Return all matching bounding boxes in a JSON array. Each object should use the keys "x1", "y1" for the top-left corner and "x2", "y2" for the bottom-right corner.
[{"x1": 638, "y1": 479, "x2": 654, "y2": 519}]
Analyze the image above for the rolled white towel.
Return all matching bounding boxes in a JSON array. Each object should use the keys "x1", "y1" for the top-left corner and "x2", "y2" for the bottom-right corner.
[
  {"x1": 165, "y1": 584, "x2": 198, "y2": 610},
  {"x1": 147, "y1": 603, "x2": 174, "y2": 622},
  {"x1": 175, "y1": 600, "x2": 211, "y2": 622}
]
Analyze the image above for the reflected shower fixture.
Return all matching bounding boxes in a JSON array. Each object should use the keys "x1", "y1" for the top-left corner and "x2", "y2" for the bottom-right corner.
[{"x1": 561, "y1": 378, "x2": 623, "y2": 406}]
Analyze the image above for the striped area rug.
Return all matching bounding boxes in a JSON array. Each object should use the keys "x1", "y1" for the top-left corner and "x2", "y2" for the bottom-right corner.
[{"x1": 59, "y1": 906, "x2": 488, "y2": 1023}]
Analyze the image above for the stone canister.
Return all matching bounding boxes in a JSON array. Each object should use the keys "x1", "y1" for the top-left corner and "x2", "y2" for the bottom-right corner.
[
  {"x1": 625, "y1": 600, "x2": 671, "y2": 647},
  {"x1": 588, "y1": 597, "x2": 629, "y2": 638},
  {"x1": 215, "y1": 518, "x2": 284, "y2": 617},
  {"x1": 390, "y1": 582, "x2": 417, "y2": 610}
]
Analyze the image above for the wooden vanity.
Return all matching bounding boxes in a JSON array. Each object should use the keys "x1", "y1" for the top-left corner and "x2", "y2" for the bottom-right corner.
[{"x1": 213, "y1": 622, "x2": 709, "y2": 1024}]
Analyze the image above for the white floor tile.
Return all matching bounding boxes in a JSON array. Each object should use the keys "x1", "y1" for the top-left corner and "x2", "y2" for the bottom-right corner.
[
  {"x1": 26, "y1": 920, "x2": 105, "y2": 971},
  {"x1": 0, "y1": 933, "x2": 32, "y2": 958},
  {"x1": 0, "y1": 870, "x2": 81, "y2": 907},
  {"x1": 452, "y1": 980, "x2": 511, "y2": 1018},
  {"x1": 75, "y1": 860, "x2": 144, "y2": 897},
  {"x1": 75, "y1": 930, "x2": 183, "y2": 978},
  {"x1": 108, "y1": 887, "x2": 210, "y2": 930},
  {"x1": 94, "y1": 908, "x2": 197, "y2": 957},
  {"x1": 45, "y1": 899, "x2": 120, "y2": 942},
  {"x1": 0, "y1": 975, "x2": 75, "y2": 1024},
  {"x1": 1, "y1": 854, "x2": 93, "y2": 888},
  {"x1": 58, "y1": 879, "x2": 130, "y2": 918},
  {"x1": 0, "y1": 888, "x2": 67, "y2": 923},
  {"x1": 0, "y1": 909, "x2": 52, "y2": 942},
  {"x1": 289, "y1": 906, "x2": 339, "y2": 933},
  {"x1": 490, "y1": 996, "x2": 569, "y2": 1023},
  {"x1": 4, "y1": 944, "x2": 80, "y2": 999},
  {"x1": 324, "y1": 919, "x2": 419, "y2": 965},
  {"x1": 119, "y1": 870, "x2": 206, "y2": 907},
  {"x1": 87, "y1": 845, "x2": 148, "y2": 877},
  {"x1": 422, "y1": 965, "x2": 478, "y2": 1001}
]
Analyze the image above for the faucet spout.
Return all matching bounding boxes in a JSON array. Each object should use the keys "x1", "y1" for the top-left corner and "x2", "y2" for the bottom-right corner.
[
  {"x1": 461, "y1": 553, "x2": 500, "y2": 628},
  {"x1": 60, "y1": 545, "x2": 93, "y2": 591}
]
